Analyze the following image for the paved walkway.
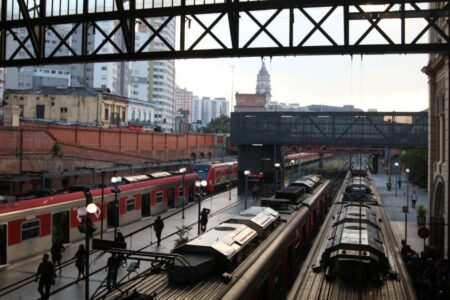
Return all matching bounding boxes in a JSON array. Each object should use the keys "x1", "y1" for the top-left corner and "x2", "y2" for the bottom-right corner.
[
  {"x1": 372, "y1": 172, "x2": 428, "y2": 254},
  {"x1": 0, "y1": 187, "x2": 254, "y2": 300}
]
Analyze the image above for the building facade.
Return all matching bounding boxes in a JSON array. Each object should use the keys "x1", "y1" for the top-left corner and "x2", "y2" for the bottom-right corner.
[
  {"x1": 148, "y1": 18, "x2": 176, "y2": 132},
  {"x1": 235, "y1": 93, "x2": 265, "y2": 112},
  {"x1": 424, "y1": 1, "x2": 449, "y2": 258},
  {"x1": 127, "y1": 98, "x2": 155, "y2": 128},
  {"x1": 3, "y1": 87, "x2": 128, "y2": 128},
  {"x1": 175, "y1": 86, "x2": 193, "y2": 122}
]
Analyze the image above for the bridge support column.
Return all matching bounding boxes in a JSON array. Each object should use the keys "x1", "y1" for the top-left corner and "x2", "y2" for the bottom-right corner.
[
  {"x1": 237, "y1": 145, "x2": 284, "y2": 196},
  {"x1": 319, "y1": 152, "x2": 324, "y2": 168}
]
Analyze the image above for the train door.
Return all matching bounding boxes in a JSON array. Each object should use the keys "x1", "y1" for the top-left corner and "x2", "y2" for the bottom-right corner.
[
  {"x1": 107, "y1": 201, "x2": 119, "y2": 228},
  {"x1": 168, "y1": 188, "x2": 175, "y2": 208},
  {"x1": 141, "y1": 193, "x2": 151, "y2": 218},
  {"x1": 52, "y1": 211, "x2": 70, "y2": 244},
  {"x1": 0, "y1": 224, "x2": 6, "y2": 265}
]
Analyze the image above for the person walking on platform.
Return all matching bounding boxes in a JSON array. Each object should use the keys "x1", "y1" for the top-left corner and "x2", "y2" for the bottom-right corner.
[
  {"x1": 154, "y1": 216, "x2": 164, "y2": 246},
  {"x1": 115, "y1": 232, "x2": 126, "y2": 265},
  {"x1": 200, "y1": 208, "x2": 211, "y2": 232},
  {"x1": 398, "y1": 177, "x2": 402, "y2": 189},
  {"x1": 411, "y1": 190, "x2": 418, "y2": 208},
  {"x1": 50, "y1": 239, "x2": 65, "y2": 270},
  {"x1": 252, "y1": 184, "x2": 259, "y2": 200},
  {"x1": 35, "y1": 253, "x2": 56, "y2": 300},
  {"x1": 73, "y1": 244, "x2": 86, "y2": 281},
  {"x1": 106, "y1": 253, "x2": 119, "y2": 289}
]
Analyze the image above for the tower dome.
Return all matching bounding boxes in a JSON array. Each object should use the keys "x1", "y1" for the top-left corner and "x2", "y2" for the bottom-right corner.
[{"x1": 256, "y1": 60, "x2": 271, "y2": 106}]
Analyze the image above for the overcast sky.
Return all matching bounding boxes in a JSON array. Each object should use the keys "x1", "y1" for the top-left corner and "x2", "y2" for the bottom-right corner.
[
  {"x1": 175, "y1": 54, "x2": 429, "y2": 112},
  {"x1": 174, "y1": 5, "x2": 430, "y2": 112}
]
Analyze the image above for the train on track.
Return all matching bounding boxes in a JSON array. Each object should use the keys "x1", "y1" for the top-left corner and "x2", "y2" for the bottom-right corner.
[
  {"x1": 94, "y1": 173, "x2": 335, "y2": 300},
  {"x1": 288, "y1": 166, "x2": 415, "y2": 299},
  {"x1": 0, "y1": 171, "x2": 201, "y2": 265}
]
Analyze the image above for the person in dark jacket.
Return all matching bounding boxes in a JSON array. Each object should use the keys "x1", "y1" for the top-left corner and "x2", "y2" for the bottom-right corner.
[
  {"x1": 200, "y1": 208, "x2": 211, "y2": 232},
  {"x1": 73, "y1": 244, "x2": 86, "y2": 281},
  {"x1": 50, "y1": 240, "x2": 65, "y2": 269},
  {"x1": 154, "y1": 216, "x2": 164, "y2": 246},
  {"x1": 106, "y1": 253, "x2": 119, "y2": 289},
  {"x1": 35, "y1": 253, "x2": 56, "y2": 300}
]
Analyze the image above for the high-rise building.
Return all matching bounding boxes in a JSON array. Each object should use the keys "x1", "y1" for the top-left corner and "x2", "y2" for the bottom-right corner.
[
  {"x1": 211, "y1": 97, "x2": 229, "y2": 119},
  {"x1": 148, "y1": 18, "x2": 176, "y2": 132},
  {"x1": 192, "y1": 96, "x2": 203, "y2": 125},
  {"x1": 175, "y1": 86, "x2": 193, "y2": 122},
  {"x1": 5, "y1": 26, "x2": 73, "y2": 90},
  {"x1": 256, "y1": 60, "x2": 272, "y2": 106},
  {"x1": 202, "y1": 97, "x2": 212, "y2": 125}
]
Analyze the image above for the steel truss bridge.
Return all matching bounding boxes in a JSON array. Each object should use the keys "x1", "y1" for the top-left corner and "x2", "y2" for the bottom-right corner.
[{"x1": 0, "y1": 0, "x2": 449, "y2": 67}]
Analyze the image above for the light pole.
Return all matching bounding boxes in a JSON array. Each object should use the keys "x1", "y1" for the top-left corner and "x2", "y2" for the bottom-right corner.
[
  {"x1": 244, "y1": 170, "x2": 251, "y2": 209},
  {"x1": 394, "y1": 162, "x2": 399, "y2": 197},
  {"x1": 405, "y1": 168, "x2": 410, "y2": 243},
  {"x1": 289, "y1": 160, "x2": 295, "y2": 184},
  {"x1": 274, "y1": 163, "x2": 280, "y2": 193},
  {"x1": 111, "y1": 176, "x2": 122, "y2": 238},
  {"x1": 100, "y1": 171, "x2": 105, "y2": 240},
  {"x1": 78, "y1": 190, "x2": 100, "y2": 300},
  {"x1": 179, "y1": 168, "x2": 187, "y2": 219},
  {"x1": 195, "y1": 180, "x2": 207, "y2": 235},
  {"x1": 228, "y1": 162, "x2": 233, "y2": 200}
]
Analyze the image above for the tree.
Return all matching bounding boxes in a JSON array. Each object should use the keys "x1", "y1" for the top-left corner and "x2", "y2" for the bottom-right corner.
[
  {"x1": 399, "y1": 149, "x2": 427, "y2": 188},
  {"x1": 178, "y1": 109, "x2": 190, "y2": 121},
  {"x1": 203, "y1": 115, "x2": 230, "y2": 133}
]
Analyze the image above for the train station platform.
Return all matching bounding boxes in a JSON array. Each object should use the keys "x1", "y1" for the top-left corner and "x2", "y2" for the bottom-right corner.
[
  {"x1": 372, "y1": 173, "x2": 428, "y2": 254},
  {"x1": 0, "y1": 187, "x2": 254, "y2": 299}
]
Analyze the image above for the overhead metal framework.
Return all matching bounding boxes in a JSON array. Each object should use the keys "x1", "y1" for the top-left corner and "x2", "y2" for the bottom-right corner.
[
  {"x1": 231, "y1": 111, "x2": 428, "y2": 148},
  {"x1": 0, "y1": 0, "x2": 449, "y2": 67}
]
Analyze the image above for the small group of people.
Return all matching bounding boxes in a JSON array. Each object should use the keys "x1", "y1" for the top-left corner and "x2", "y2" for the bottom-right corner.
[
  {"x1": 401, "y1": 242, "x2": 450, "y2": 300},
  {"x1": 35, "y1": 239, "x2": 66, "y2": 299}
]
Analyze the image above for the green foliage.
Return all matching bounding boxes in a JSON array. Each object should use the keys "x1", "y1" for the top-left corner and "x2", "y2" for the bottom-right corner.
[
  {"x1": 52, "y1": 143, "x2": 61, "y2": 157},
  {"x1": 399, "y1": 149, "x2": 427, "y2": 188},
  {"x1": 203, "y1": 115, "x2": 230, "y2": 134},
  {"x1": 174, "y1": 225, "x2": 192, "y2": 248},
  {"x1": 417, "y1": 204, "x2": 427, "y2": 217},
  {"x1": 178, "y1": 109, "x2": 190, "y2": 121}
]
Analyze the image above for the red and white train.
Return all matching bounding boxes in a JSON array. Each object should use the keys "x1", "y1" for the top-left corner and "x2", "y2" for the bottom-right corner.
[
  {"x1": 0, "y1": 171, "x2": 197, "y2": 265},
  {"x1": 192, "y1": 161, "x2": 238, "y2": 193}
]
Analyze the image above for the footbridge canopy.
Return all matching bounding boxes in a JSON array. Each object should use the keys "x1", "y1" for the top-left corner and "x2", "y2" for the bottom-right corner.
[{"x1": 231, "y1": 111, "x2": 428, "y2": 149}]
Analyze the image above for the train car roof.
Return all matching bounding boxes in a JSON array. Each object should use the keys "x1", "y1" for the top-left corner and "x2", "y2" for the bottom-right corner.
[
  {"x1": 334, "y1": 205, "x2": 379, "y2": 228},
  {"x1": 226, "y1": 206, "x2": 279, "y2": 238},
  {"x1": 177, "y1": 223, "x2": 257, "y2": 259}
]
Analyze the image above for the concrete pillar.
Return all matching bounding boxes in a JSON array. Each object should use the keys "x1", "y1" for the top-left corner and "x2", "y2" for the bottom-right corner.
[{"x1": 2, "y1": 105, "x2": 21, "y2": 127}]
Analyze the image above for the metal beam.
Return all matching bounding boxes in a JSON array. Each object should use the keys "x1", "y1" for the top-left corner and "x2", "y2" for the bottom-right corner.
[{"x1": 0, "y1": 0, "x2": 448, "y2": 67}]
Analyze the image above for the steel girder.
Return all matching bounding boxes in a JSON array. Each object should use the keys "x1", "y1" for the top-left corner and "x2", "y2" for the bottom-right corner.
[
  {"x1": 230, "y1": 111, "x2": 428, "y2": 148},
  {"x1": 0, "y1": 0, "x2": 449, "y2": 67}
]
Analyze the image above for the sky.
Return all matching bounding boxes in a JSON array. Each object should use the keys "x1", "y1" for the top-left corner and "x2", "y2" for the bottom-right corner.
[
  {"x1": 174, "y1": 4, "x2": 430, "y2": 112},
  {"x1": 175, "y1": 54, "x2": 429, "y2": 112}
]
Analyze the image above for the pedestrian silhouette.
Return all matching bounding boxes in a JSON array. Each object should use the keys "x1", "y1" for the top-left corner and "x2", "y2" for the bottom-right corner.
[
  {"x1": 411, "y1": 190, "x2": 418, "y2": 208},
  {"x1": 73, "y1": 244, "x2": 86, "y2": 281},
  {"x1": 115, "y1": 232, "x2": 126, "y2": 264},
  {"x1": 200, "y1": 208, "x2": 210, "y2": 232},
  {"x1": 106, "y1": 253, "x2": 119, "y2": 289},
  {"x1": 154, "y1": 216, "x2": 164, "y2": 246},
  {"x1": 50, "y1": 239, "x2": 65, "y2": 269},
  {"x1": 35, "y1": 253, "x2": 56, "y2": 300},
  {"x1": 252, "y1": 184, "x2": 258, "y2": 200},
  {"x1": 398, "y1": 178, "x2": 402, "y2": 189}
]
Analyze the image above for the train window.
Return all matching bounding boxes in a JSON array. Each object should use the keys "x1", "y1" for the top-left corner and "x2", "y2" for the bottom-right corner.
[
  {"x1": 155, "y1": 191, "x2": 163, "y2": 203},
  {"x1": 21, "y1": 219, "x2": 40, "y2": 241},
  {"x1": 126, "y1": 198, "x2": 136, "y2": 212},
  {"x1": 179, "y1": 187, "x2": 184, "y2": 197}
]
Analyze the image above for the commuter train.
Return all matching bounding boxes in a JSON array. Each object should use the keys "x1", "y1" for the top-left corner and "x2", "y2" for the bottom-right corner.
[
  {"x1": 288, "y1": 167, "x2": 414, "y2": 300},
  {"x1": 284, "y1": 151, "x2": 333, "y2": 167},
  {"x1": 0, "y1": 171, "x2": 198, "y2": 265},
  {"x1": 94, "y1": 173, "x2": 338, "y2": 300},
  {"x1": 192, "y1": 161, "x2": 238, "y2": 193}
]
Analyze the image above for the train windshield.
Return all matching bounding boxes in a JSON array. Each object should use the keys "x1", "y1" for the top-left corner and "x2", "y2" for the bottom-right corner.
[
  {"x1": 193, "y1": 164, "x2": 210, "y2": 180},
  {"x1": 193, "y1": 164, "x2": 211, "y2": 180}
]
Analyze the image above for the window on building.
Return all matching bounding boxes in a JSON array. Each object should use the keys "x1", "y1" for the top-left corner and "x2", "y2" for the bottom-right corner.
[
  {"x1": 155, "y1": 191, "x2": 163, "y2": 203},
  {"x1": 126, "y1": 198, "x2": 135, "y2": 212},
  {"x1": 104, "y1": 107, "x2": 109, "y2": 120},
  {"x1": 21, "y1": 219, "x2": 40, "y2": 241},
  {"x1": 122, "y1": 110, "x2": 126, "y2": 121},
  {"x1": 60, "y1": 107, "x2": 68, "y2": 113}
]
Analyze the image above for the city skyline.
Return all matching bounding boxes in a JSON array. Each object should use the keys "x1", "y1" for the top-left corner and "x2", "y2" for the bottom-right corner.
[{"x1": 175, "y1": 54, "x2": 429, "y2": 113}]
